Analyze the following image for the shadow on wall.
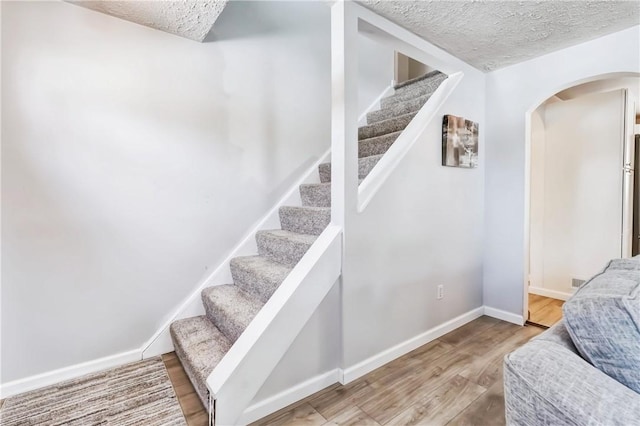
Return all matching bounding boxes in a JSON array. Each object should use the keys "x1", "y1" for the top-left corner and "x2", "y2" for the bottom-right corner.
[{"x1": 204, "y1": 1, "x2": 315, "y2": 42}]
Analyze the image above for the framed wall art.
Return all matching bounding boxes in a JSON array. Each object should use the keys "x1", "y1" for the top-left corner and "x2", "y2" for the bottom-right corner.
[{"x1": 442, "y1": 115, "x2": 479, "y2": 168}]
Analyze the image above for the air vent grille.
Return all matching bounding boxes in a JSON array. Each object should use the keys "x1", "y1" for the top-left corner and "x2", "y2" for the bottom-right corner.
[{"x1": 572, "y1": 278, "x2": 586, "y2": 288}]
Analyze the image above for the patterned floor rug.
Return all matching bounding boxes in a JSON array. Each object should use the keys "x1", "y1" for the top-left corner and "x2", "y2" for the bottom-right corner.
[{"x1": 0, "y1": 357, "x2": 186, "y2": 425}]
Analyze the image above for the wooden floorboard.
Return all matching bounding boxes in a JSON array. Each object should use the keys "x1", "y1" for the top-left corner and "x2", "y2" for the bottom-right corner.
[
  {"x1": 161, "y1": 316, "x2": 544, "y2": 426},
  {"x1": 528, "y1": 294, "x2": 564, "y2": 327},
  {"x1": 250, "y1": 316, "x2": 543, "y2": 426},
  {"x1": 162, "y1": 352, "x2": 208, "y2": 426}
]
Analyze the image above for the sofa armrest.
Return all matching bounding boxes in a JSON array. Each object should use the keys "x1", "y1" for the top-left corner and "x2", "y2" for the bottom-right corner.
[{"x1": 504, "y1": 338, "x2": 640, "y2": 425}]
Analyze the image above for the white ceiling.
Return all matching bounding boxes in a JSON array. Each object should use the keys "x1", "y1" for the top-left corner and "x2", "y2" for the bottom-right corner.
[
  {"x1": 359, "y1": 1, "x2": 640, "y2": 71},
  {"x1": 69, "y1": 1, "x2": 228, "y2": 42}
]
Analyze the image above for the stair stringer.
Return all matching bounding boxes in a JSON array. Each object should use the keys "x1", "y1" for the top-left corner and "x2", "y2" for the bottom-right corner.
[
  {"x1": 357, "y1": 72, "x2": 464, "y2": 212},
  {"x1": 207, "y1": 224, "x2": 342, "y2": 426},
  {"x1": 141, "y1": 150, "x2": 331, "y2": 359}
]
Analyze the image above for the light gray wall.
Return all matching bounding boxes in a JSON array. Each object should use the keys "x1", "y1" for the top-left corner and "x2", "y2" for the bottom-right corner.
[
  {"x1": 358, "y1": 33, "x2": 394, "y2": 117},
  {"x1": 1, "y1": 0, "x2": 332, "y2": 383},
  {"x1": 342, "y1": 67, "x2": 486, "y2": 367},
  {"x1": 530, "y1": 91, "x2": 625, "y2": 297},
  {"x1": 483, "y1": 25, "x2": 640, "y2": 316},
  {"x1": 250, "y1": 282, "x2": 341, "y2": 403}
]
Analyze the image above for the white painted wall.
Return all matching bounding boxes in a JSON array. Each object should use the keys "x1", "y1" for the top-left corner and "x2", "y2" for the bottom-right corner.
[
  {"x1": 484, "y1": 25, "x2": 640, "y2": 317},
  {"x1": 343, "y1": 71, "x2": 485, "y2": 367},
  {"x1": 529, "y1": 90, "x2": 625, "y2": 298},
  {"x1": 357, "y1": 32, "x2": 394, "y2": 119},
  {"x1": 245, "y1": 282, "x2": 340, "y2": 418},
  {"x1": 339, "y1": 7, "x2": 487, "y2": 370},
  {"x1": 1, "y1": 0, "x2": 333, "y2": 384}
]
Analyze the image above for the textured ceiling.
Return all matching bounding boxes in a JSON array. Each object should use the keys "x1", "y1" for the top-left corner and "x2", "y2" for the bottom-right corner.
[
  {"x1": 70, "y1": 1, "x2": 229, "y2": 42},
  {"x1": 359, "y1": 1, "x2": 640, "y2": 71}
]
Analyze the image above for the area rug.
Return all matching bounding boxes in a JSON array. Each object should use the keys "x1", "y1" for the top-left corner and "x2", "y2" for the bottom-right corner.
[{"x1": 0, "y1": 357, "x2": 186, "y2": 425}]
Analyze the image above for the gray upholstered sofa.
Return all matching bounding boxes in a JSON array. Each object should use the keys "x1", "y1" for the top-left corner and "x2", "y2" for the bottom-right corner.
[{"x1": 504, "y1": 258, "x2": 640, "y2": 425}]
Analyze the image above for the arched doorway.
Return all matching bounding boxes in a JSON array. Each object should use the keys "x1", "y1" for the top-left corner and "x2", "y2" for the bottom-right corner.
[{"x1": 523, "y1": 73, "x2": 640, "y2": 326}]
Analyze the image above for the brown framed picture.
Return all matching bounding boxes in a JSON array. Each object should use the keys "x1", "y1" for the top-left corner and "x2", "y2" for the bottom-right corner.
[{"x1": 442, "y1": 115, "x2": 479, "y2": 168}]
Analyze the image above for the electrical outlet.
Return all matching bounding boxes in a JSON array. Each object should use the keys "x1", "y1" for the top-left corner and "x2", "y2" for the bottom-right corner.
[{"x1": 437, "y1": 285, "x2": 444, "y2": 300}]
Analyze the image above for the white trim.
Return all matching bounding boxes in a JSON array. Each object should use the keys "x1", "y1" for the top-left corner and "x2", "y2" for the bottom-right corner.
[
  {"x1": 357, "y1": 85, "x2": 394, "y2": 126},
  {"x1": 238, "y1": 369, "x2": 341, "y2": 425},
  {"x1": 357, "y1": 72, "x2": 463, "y2": 212},
  {"x1": 141, "y1": 149, "x2": 332, "y2": 358},
  {"x1": 483, "y1": 306, "x2": 525, "y2": 326},
  {"x1": 0, "y1": 349, "x2": 142, "y2": 399},
  {"x1": 528, "y1": 286, "x2": 573, "y2": 301},
  {"x1": 341, "y1": 306, "x2": 484, "y2": 384}
]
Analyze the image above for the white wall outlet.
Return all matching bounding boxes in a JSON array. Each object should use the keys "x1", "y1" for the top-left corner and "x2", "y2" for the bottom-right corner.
[{"x1": 437, "y1": 285, "x2": 444, "y2": 300}]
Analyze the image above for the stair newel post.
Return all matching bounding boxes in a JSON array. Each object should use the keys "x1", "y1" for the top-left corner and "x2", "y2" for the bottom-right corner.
[
  {"x1": 330, "y1": 0, "x2": 358, "y2": 382},
  {"x1": 330, "y1": 0, "x2": 359, "y2": 228}
]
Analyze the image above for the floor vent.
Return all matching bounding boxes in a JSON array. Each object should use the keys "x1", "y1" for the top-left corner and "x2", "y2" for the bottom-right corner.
[{"x1": 572, "y1": 278, "x2": 585, "y2": 288}]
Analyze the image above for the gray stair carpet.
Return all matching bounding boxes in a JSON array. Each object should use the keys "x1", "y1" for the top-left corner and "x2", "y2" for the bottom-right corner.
[{"x1": 168, "y1": 70, "x2": 446, "y2": 413}]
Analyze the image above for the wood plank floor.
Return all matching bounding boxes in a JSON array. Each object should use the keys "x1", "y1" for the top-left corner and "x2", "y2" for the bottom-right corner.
[
  {"x1": 163, "y1": 316, "x2": 543, "y2": 426},
  {"x1": 528, "y1": 294, "x2": 564, "y2": 328},
  {"x1": 162, "y1": 352, "x2": 209, "y2": 426}
]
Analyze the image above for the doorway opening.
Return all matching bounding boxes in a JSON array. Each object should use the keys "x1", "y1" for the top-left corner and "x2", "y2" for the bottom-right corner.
[
  {"x1": 393, "y1": 52, "x2": 435, "y2": 86},
  {"x1": 525, "y1": 77, "x2": 639, "y2": 328}
]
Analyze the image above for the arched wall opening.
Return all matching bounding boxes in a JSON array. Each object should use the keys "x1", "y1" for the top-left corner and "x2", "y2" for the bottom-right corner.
[
  {"x1": 482, "y1": 25, "x2": 640, "y2": 323},
  {"x1": 522, "y1": 72, "x2": 640, "y2": 322}
]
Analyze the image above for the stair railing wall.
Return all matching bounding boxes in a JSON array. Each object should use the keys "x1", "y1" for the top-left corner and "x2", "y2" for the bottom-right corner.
[
  {"x1": 358, "y1": 72, "x2": 463, "y2": 211},
  {"x1": 203, "y1": 2, "x2": 469, "y2": 423},
  {"x1": 330, "y1": 1, "x2": 467, "y2": 220},
  {"x1": 205, "y1": 224, "x2": 342, "y2": 425}
]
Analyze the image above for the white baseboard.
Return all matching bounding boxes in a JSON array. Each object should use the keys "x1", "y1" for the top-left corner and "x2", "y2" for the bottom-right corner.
[
  {"x1": 238, "y1": 369, "x2": 341, "y2": 425},
  {"x1": 341, "y1": 306, "x2": 484, "y2": 384},
  {"x1": 483, "y1": 306, "x2": 524, "y2": 325},
  {"x1": 141, "y1": 149, "x2": 332, "y2": 359},
  {"x1": 528, "y1": 286, "x2": 573, "y2": 301},
  {"x1": 0, "y1": 349, "x2": 142, "y2": 399}
]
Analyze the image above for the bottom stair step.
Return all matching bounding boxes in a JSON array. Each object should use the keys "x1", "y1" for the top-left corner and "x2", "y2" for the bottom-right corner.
[{"x1": 170, "y1": 316, "x2": 231, "y2": 408}]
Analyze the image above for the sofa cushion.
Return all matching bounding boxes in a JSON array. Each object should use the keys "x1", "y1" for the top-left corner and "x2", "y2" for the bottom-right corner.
[{"x1": 563, "y1": 258, "x2": 640, "y2": 394}]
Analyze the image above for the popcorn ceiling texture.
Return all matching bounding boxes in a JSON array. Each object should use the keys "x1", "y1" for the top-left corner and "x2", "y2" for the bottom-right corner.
[
  {"x1": 359, "y1": 1, "x2": 640, "y2": 71},
  {"x1": 70, "y1": 1, "x2": 228, "y2": 41}
]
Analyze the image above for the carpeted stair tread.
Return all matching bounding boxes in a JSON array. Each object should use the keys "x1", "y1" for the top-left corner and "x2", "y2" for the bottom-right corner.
[
  {"x1": 394, "y1": 70, "x2": 443, "y2": 90},
  {"x1": 368, "y1": 95, "x2": 426, "y2": 124},
  {"x1": 359, "y1": 131, "x2": 402, "y2": 158},
  {"x1": 201, "y1": 284, "x2": 264, "y2": 344},
  {"x1": 380, "y1": 72, "x2": 447, "y2": 110},
  {"x1": 300, "y1": 180, "x2": 365, "y2": 207},
  {"x1": 359, "y1": 111, "x2": 417, "y2": 140},
  {"x1": 279, "y1": 206, "x2": 330, "y2": 236},
  {"x1": 256, "y1": 229, "x2": 317, "y2": 266},
  {"x1": 300, "y1": 182, "x2": 331, "y2": 207},
  {"x1": 170, "y1": 316, "x2": 231, "y2": 408},
  {"x1": 319, "y1": 154, "x2": 383, "y2": 183},
  {"x1": 230, "y1": 255, "x2": 293, "y2": 303}
]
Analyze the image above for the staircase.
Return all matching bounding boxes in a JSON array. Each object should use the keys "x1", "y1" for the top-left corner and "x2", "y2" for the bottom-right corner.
[{"x1": 168, "y1": 70, "x2": 447, "y2": 417}]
